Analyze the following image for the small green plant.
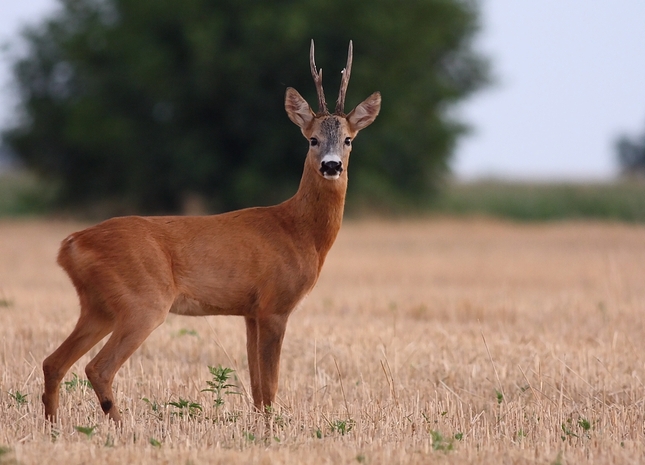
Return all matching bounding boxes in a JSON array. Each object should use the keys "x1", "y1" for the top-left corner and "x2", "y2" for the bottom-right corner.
[
  {"x1": 104, "y1": 435, "x2": 114, "y2": 448},
  {"x1": 64, "y1": 373, "x2": 93, "y2": 391},
  {"x1": 142, "y1": 397, "x2": 163, "y2": 419},
  {"x1": 243, "y1": 431, "x2": 256, "y2": 442},
  {"x1": 495, "y1": 389, "x2": 504, "y2": 404},
  {"x1": 315, "y1": 428, "x2": 323, "y2": 439},
  {"x1": 561, "y1": 421, "x2": 578, "y2": 440},
  {"x1": 167, "y1": 398, "x2": 203, "y2": 418},
  {"x1": 561, "y1": 417, "x2": 593, "y2": 442},
  {"x1": 329, "y1": 419, "x2": 355, "y2": 435},
  {"x1": 265, "y1": 407, "x2": 287, "y2": 428},
  {"x1": 0, "y1": 298, "x2": 13, "y2": 308},
  {"x1": 176, "y1": 328, "x2": 199, "y2": 337},
  {"x1": 430, "y1": 430, "x2": 457, "y2": 452},
  {"x1": 149, "y1": 437, "x2": 162, "y2": 448},
  {"x1": 578, "y1": 418, "x2": 591, "y2": 432},
  {"x1": 9, "y1": 390, "x2": 27, "y2": 407},
  {"x1": 74, "y1": 425, "x2": 97, "y2": 439},
  {"x1": 356, "y1": 453, "x2": 366, "y2": 463},
  {"x1": 202, "y1": 365, "x2": 239, "y2": 407}
]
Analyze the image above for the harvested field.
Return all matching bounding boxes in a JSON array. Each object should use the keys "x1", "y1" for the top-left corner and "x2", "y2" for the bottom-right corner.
[{"x1": 1, "y1": 218, "x2": 645, "y2": 464}]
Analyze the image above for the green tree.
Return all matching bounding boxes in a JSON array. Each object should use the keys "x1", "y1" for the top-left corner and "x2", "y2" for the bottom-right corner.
[
  {"x1": 4, "y1": 0, "x2": 488, "y2": 214},
  {"x1": 616, "y1": 125, "x2": 645, "y2": 176}
]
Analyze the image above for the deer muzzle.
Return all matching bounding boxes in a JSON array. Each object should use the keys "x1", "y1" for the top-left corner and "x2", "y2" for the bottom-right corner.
[{"x1": 320, "y1": 155, "x2": 343, "y2": 179}]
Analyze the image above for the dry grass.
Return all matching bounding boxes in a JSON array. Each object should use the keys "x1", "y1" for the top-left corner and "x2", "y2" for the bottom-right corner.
[{"x1": 1, "y1": 218, "x2": 645, "y2": 464}]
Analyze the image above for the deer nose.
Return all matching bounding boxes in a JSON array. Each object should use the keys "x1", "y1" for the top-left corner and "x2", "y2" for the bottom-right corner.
[{"x1": 320, "y1": 159, "x2": 343, "y2": 178}]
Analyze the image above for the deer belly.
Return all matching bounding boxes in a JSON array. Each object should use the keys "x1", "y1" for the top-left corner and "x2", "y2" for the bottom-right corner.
[{"x1": 169, "y1": 294, "x2": 245, "y2": 316}]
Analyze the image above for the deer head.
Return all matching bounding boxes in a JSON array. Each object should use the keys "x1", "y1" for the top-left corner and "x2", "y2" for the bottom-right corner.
[{"x1": 285, "y1": 40, "x2": 381, "y2": 181}]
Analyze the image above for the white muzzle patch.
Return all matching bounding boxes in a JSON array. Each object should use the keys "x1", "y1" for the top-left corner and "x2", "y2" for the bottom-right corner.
[{"x1": 320, "y1": 154, "x2": 343, "y2": 180}]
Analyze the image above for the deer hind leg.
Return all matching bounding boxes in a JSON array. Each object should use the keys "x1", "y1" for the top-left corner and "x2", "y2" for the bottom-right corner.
[
  {"x1": 85, "y1": 301, "x2": 169, "y2": 423},
  {"x1": 42, "y1": 299, "x2": 114, "y2": 421},
  {"x1": 245, "y1": 313, "x2": 288, "y2": 411}
]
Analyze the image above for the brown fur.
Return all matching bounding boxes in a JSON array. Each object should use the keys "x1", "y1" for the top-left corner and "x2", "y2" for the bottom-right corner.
[{"x1": 42, "y1": 47, "x2": 381, "y2": 422}]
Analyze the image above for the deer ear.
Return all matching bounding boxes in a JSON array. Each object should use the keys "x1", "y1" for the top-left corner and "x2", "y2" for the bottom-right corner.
[
  {"x1": 347, "y1": 92, "x2": 381, "y2": 132},
  {"x1": 285, "y1": 87, "x2": 315, "y2": 130}
]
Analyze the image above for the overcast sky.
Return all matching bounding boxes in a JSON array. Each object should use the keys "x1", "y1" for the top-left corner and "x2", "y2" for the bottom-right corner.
[
  {"x1": 456, "y1": 1, "x2": 645, "y2": 181},
  {"x1": 2, "y1": 1, "x2": 645, "y2": 181}
]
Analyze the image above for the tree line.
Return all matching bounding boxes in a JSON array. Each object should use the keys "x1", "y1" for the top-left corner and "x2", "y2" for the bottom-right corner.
[{"x1": 3, "y1": 0, "x2": 489, "y2": 214}]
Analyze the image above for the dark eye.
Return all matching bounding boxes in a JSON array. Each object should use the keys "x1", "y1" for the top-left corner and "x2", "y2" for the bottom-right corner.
[
  {"x1": 310, "y1": 138, "x2": 318, "y2": 147},
  {"x1": 344, "y1": 137, "x2": 352, "y2": 146}
]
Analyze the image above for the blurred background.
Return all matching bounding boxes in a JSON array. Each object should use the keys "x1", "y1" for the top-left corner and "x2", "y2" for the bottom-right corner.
[{"x1": 1, "y1": 0, "x2": 644, "y2": 220}]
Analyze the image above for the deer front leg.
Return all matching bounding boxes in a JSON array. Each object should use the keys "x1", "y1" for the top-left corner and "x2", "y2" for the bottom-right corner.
[
  {"x1": 244, "y1": 316, "x2": 262, "y2": 410},
  {"x1": 245, "y1": 314, "x2": 288, "y2": 411}
]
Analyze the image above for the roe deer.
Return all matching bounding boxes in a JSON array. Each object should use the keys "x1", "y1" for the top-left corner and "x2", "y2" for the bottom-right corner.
[{"x1": 42, "y1": 40, "x2": 380, "y2": 422}]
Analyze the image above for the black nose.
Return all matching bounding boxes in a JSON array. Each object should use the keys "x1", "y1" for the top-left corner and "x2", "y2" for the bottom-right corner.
[{"x1": 320, "y1": 160, "x2": 343, "y2": 177}]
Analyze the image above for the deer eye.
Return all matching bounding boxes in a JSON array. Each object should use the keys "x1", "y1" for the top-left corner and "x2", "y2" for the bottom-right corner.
[
  {"x1": 310, "y1": 138, "x2": 318, "y2": 147},
  {"x1": 344, "y1": 137, "x2": 352, "y2": 146}
]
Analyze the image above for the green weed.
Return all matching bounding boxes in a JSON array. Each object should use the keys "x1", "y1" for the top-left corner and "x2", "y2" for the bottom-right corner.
[
  {"x1": 167, "y1": 398, "x2": 203, "y2": 418},
  {"x1": 561, "y1": 417, "x2": 592, "y2": 441},
  {"x1": 578, "y1": 418, "x2": 591, "y2": 432},
  {"x1": 430, "y1": 430, "x2": 457, "y2": 452},
  {"x1": 202, "y1": 365, "x2": 239, "y2": 407},
  {"x1": 142, "y1": 397, "x2": 163, "y2": 419},
  {"x1": 329, "y1": 419, "x2": 355, "y2": 435},
  {"x1": 176, "y1": 328, "x2": 199, "y2": 337},
  {"x1": 74, "y1": 425, "x2": 97, "y2": 439},
  {"x1": 64, "y1": 373, "x2": 92, "y2": 391},
  {"x1": 8, "y1": 390, "x2": 27, "y2": 408},
  {"x1": 149, "y1": 438, "x2": 162, "y2": 447}
]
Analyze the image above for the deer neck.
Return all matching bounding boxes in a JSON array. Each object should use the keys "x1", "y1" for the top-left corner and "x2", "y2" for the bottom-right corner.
[{"x1": 287, "y1": 158, "x2": 347, "y2": 259}]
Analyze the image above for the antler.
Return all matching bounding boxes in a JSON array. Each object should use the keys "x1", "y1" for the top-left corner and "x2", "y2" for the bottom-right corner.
[
  {"x1": 310, "y1": 40, "x2": 328, "y2": 115},
  {"x1": 335, "y1": 40, "x2": 353, "y2": 115}
]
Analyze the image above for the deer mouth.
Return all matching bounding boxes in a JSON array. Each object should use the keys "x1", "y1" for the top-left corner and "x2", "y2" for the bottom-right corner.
[{"x1": 320, "y1": 155, "x2": 343, "y2": 180}]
